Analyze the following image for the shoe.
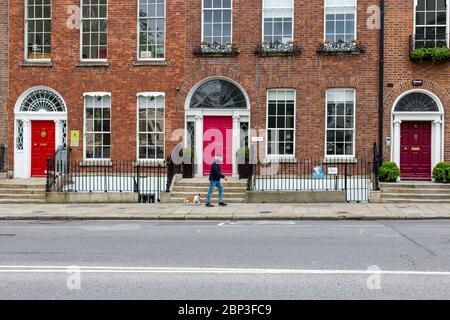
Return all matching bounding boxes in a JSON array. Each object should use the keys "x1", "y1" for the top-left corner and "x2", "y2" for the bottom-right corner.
[
  {"x1": 219, "y1": 202, "x2": 228, "y2": 206},
  {"x1": 205, "y1": 203, "x2": 215, "y2": 208}
]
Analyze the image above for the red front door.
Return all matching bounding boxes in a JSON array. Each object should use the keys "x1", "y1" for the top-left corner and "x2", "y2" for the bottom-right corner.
[
  {"x1": 203, "y1": 116, "x2": 233, "y2": 176},
  {"x1": 400, "y1": 121, "x2": 432, "y2": 180},
  {"x1": 31, "y1": 121, "x2": 56, "y2": 177}
]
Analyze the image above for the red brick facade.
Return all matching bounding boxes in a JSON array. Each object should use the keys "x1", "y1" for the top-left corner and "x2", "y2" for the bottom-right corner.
[
  {"x1": 6, "y1": 1, "x2": 449, "y2": 178},
  {"x1": 0, "y1": 0, "x2": 7, "y2": 169},
  {"x1": 383, "y1": 0, "x2": 450, "y2": 162}
]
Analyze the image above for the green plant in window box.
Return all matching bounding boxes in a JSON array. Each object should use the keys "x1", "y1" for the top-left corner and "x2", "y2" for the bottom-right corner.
[
  {"x1": 411, "y1": 46, "x2": 450, "y2": 63},
  {"x1": 432, "y1": 162, "x2": 450, "y2": 183},
  {"x1": 378, "y1": 161, "x2": 400, "y2": 183}
]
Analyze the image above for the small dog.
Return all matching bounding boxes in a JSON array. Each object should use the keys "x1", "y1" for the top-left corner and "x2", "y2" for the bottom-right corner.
[{"x1": 184, "y1": 194, "x2": 203, "y2": 205}]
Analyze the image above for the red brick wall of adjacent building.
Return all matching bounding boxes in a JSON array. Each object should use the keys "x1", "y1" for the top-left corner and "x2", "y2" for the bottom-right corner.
[
  {"x1": 0, "y1": 0, "x2": 8, "y2": 169},
  {"x1": 8, "y1": 0, "x2": 186, "y2": 168},
  {"x1": 383, "y1": 0, "x2": 450, "y2": 161},
  {"x1": 8, "y1": 0, "x2": 382, "y2": 170}
]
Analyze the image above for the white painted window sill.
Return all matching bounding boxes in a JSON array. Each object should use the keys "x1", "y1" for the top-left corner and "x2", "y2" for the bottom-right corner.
[
  {"x1": 79, "y1": 160, "x2": 113, "y2": 167},
  {"x1": 133, "y1": 60, "x2": 169, "y2": 66},
  {"x1": 20, "y1": 61, "x2": 53, "y2": 67},
  {"x1": 76, "y1": 61, "x2": 109, "y2": 67},
  {"x1": 262, "y1": 157, "x2": 297, "y2": 164},
  {"x1": 134, "y1": 159, "x2": 166, "y2": 167},
  {"x1": 323, "y1": 157, "x2": 358, "y2": 164}
]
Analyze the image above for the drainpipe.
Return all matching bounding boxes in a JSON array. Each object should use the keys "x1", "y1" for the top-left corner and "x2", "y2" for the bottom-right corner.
[{"x1": 378, "y1": 0, "x2": 385, "y2": 160}]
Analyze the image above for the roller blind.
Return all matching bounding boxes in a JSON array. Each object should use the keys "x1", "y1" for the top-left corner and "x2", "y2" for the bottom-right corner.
[{"x1": 264, "y1": 0, "x2": 293, "y2": 18}]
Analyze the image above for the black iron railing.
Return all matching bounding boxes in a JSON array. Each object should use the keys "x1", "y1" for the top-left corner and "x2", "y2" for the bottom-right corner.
[
  {"x1": 372, "y1": 143, "x2": 382, "y2": 191},
  {"x1": 0, "y1": 144, "x2": 6, "y2": 173},
  {"x1": 46, "y1": 158, "x2": 167, "y2": 203},
  {"x1": 247, "y1": 157, "x2": 374, "y2": 203}
]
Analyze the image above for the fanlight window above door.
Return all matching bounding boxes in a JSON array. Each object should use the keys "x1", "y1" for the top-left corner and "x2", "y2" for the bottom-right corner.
[
  {"x1": 20, "y1": 89, "x2": 66, "y2": 112},
  {"x1": 190, "y1": 80, "x2": 247, "y2": 109},
  {"x1": 394, "y1": 92, "x2": 439, "y2": 112}
]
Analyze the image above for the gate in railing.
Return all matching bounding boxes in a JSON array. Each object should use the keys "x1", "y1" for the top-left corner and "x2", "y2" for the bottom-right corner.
[
  {"x1": 247, "y1": 157, "x2": 375, "y2": 203},
  {"x1": 46, "y1": 152, "x2": 168, "y2": 203},
  {"x1": 0, "y1": 144, "x2": 6, "y2": 173}
]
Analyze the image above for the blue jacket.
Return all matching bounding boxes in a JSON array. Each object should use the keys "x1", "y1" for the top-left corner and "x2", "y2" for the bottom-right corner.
[{"x1": 209, "y1": 161, "x2": 225, "y2": 181}]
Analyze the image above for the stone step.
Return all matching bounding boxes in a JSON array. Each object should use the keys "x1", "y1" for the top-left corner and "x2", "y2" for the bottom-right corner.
[
  {"x1": 0, "y1": 188, "x2": 46, "y2": 194},
  {"x1": 170, "y1": 197, "x2": 246, "y2": 204},
  {"x1": 381, "y1": 198, "x2": 450, "y2": 203},
  {"x1": 0, "y1": 199, "x2": 47, "y2": 204},
  {"x1": 176, "y1": 181, "x2": 247, "y2": 188},
  {"x1": 171, "y1": 192, "x2": 246, "y2": 199},
  {"x1": 380, "y1": 188, "x2": 450, "y2": 195},
  {"x1": 0, "y1": 184, "x2": 45, "y2": 190},
  {"x1": 172, "y1": 186, "x2": 247, "y2": 193},
  {"x1": 0, "y1": 193, "x2": 46, "y2": 200},
  {"x1": 382, "y1": 193, "x2": 450, "y2": 200},
  {"x1": 380, "y1": 182, "x2": 450, "y2": 190}
]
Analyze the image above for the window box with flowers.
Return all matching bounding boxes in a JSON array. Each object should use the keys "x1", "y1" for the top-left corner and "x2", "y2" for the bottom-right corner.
[
  {"x1": 193, "y1": 41, "x2": 239, "y2": 57},
  {"x1": 255, "y1": 41, "x2": 301, "y2": 57},
  {"x1": 410, "y1": 46, "x2": 450, "y2": 64},
  {"x1": 317, "y1": 40, "x2": 366, "y2": 55}
]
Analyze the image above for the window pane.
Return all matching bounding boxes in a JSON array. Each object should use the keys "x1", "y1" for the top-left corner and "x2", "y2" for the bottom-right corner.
[
  {"x1": 326, "y1": 89, "x2": 356, "y2": 156},
  {"x1": 267, "y1": 89, "x2": 295, "y2": 155}
]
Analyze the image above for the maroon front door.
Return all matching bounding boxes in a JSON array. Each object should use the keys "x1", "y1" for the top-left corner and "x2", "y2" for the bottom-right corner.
[
  {"x1": 203, "y1": 116, "x2": 233, "y2": 176},
  {"x1": 31, "y1": 121, "x2": 56, "y2": 177},
  {"x1": 400, "y1": 121, "x2": 432, "y2": 180}
]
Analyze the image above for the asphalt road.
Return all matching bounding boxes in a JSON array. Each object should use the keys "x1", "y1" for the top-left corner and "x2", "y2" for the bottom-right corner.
[{"x1": 0, "y1": 219, "x2": 449, "y2": 299}]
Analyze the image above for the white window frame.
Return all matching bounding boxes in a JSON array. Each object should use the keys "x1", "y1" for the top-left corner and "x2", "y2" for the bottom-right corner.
[
  {"x1": 323, "y1": 0, "x2": 358, "y2": 42},
  {"x1": 324, "y1": 88, "x2": 356, "y2": 159},
  {"x1": 201, "y1": 0, "x2": 233, "y2": 45},
  {"x1": 413, "y1": 0, "x2": 449, "y2": 48},
  {"x1": 80, "y1": 0, "x2": 108, "y2": 62},
  {"x1": 137, "y1": 0, "x2": 166, "y2": 61},
  {"x1": 136, "y1": 92, "x2": 166, "y2": 161},
  {"x1": 265, "y1": 89, "x2": 296, "y2": 159},
  {"x1": 83, "y1": 92, "x2": 112, "y2": 161},
  {"x1": 24, "y1": 0, "x2": 52, "y2": 62},
  {"x1": 262, "y1": 0, "x2": 294, "y2": 44}
]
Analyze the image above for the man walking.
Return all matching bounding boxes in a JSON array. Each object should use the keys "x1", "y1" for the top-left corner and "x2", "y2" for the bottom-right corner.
[{"x1": 205, "y1": 154, "x2": 228, "y2": 207}]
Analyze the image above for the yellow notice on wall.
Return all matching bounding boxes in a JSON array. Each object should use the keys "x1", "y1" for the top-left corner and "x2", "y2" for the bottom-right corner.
[{"x1": 70, "y1": 130, "x2": 80, "y2": 147}]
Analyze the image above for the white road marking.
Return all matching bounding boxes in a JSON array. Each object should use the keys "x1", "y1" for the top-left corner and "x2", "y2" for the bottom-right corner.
[{"x1": 0, "y1": 265, "x2": 449, "y2": 276}]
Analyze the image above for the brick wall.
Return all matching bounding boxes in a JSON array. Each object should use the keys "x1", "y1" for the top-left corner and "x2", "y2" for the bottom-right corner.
[
  {"x1": 178, "y1": 0, "x2": 381, "y2": 160},
  {"x1": 8, "y1": 0, "x2": 381, "y2": 169},
  {"x1": 383, "y1": 0, "x2": 450, "y2": 161},
  {"x1": 0, "y1": 0, "x2": 7, "y2": 170}
]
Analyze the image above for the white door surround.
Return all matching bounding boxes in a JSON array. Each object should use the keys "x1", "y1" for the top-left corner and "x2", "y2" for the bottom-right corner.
[
  {"x1": 13, "y1": 86, "x2": 68, "y2": 179},
  {"x1": 391, "y1": 89, "x2": 444, "y2": 176},
  {"x1": 184, "y1": 77, "x2": 251, "y2": 178}
]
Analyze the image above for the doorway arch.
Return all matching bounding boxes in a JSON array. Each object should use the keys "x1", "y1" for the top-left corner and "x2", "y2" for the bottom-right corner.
[
  {"x1": 14, "y1": 86, "x2": 68, "y2": 178},
  {"x1": 185, "y1": 77, "x2": 251, "y2": 177},
  {"x1": 391, "y1": 89, "x2": 444, "y2": 180}
]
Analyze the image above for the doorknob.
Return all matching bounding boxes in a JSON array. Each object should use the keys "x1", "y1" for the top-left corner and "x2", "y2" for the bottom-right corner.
[{"x1": 34, "y1": 143, "x2": 38, "y2": 147}]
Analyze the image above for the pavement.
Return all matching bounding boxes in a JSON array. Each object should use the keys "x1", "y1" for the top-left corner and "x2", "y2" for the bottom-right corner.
[
  {"x1": 1, "y1": 219, "x2": 450, "y2": 299},
  {"x1": 0, "y1": 203, "x2": 450, "y2": 220}
]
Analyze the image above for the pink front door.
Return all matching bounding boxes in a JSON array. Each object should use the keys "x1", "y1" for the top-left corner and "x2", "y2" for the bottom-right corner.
[
  {"x1": 203, "y1": 116, "x2": 233, "y2": 176},
  {"x1": 400, "y1": 121, "x2": 432, "y2": 180},
  {"x1": 31, "y1": 121, "x2": 56, "y2": 177}
]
